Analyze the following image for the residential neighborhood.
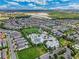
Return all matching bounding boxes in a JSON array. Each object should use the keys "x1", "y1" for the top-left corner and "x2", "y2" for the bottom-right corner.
[{"x1": 0, "y1": 13, "x2": 79, "y2": 59}]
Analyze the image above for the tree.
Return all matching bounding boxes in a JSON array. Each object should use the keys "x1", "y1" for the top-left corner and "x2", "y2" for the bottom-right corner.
[
  {"x1": 59, "y1": 56, "x2": 65, "y2": 59},
  {"x1": 49, "y1": 55, "x2": 53, "y2": 59},
  {"x1": 37, "y1": 56, "x2": 40, "y2": 59},
  {"x1": 54, "y1": 54, "x2": 58, "y2": 59}
]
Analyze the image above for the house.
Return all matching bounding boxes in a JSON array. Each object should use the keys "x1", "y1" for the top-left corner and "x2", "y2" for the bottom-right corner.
[
  {"x1": 0, "y1": 40, "x2": 2, "y2": 47},
  {"x1": 46, "y1": 40, "x2": 59, "y2": 48},
  {"x1": 1, "y1": 49, "x2": 7, "y2": 59},
  {"x1": 53, "y1": 30, "x2": 63, "y2": 37},
  {"x1": 2, "y1": 40, "x2": 7, "y2": 48},
  {"x1": 46, "y1": 36, "x2": 59, "y2": 48},
  {"x1": 17, "y1": 45, "x2": 29, "y2": 51},
  {"x1": 36, "y1": 47, "x2": 72, "y2": 59},
  {"x1": 72, "y1": 44, "x2": 79, "y2": 49},
  {"x1": 0, "y1": 51, "x2": 1, "y2": 59}
]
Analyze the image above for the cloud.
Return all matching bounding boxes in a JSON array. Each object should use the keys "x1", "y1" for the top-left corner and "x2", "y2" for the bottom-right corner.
[
  {"x1": 0, "y1": 0, "x2": 23, "y2": 9},
  {"x1": 68, "y1": 3, "x2": 79, "y2": 9},
  {"x1": 28, "y1": 3, "x2": 36, "y2": 7},
  {"x1": 51, "y1": 3, "x2": 79, "y2": 9},
  {"x1": 4, "y1": 0, "x2": 20, "y2": 6},
  {"x1": 1, "y1": 0, "x2": 79, "y2": 10},
  {"x1": 33, "y1": 6, "x2": 47, "y2": 10},
  {"x1": 13, "y1": 0, "x2": 47, "y2": 5},
  {"x1": 7, "y1": 2, "x2": 20, "y2": 5},
  {"x1": 60, "y1": 0, "x2": 69, "y2": 2},
  {"x1": 0, "y1": 5, "x2": 7, "y2": 9},
  {"x1": 27, "y1": 3, "x2": 47, "y2": 10}
]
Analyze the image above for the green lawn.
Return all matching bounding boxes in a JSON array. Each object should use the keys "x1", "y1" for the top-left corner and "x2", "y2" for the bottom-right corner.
[
  {"x1": 21, "y1": 27, "x2": 40, "y2": 35},
  {"x1": 17, "y1": 45, "x2": 46, "y2": 59}
]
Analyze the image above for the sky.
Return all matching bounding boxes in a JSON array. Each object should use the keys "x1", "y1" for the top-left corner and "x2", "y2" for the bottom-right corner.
[{"x1": 0, "y1": 0, "x2": 79, "y2": 10}]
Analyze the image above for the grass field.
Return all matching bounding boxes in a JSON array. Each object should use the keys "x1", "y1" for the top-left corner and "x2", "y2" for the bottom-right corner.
[
  {"x1": 49, "y1": 11, "x2": 79, "y2": 19},
  {"x1": 17, "y1": 45, "x2": 46, "y2": 59},
  {"x1": 21, "y1": 27, "x2": 40, "y2": 35}
]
